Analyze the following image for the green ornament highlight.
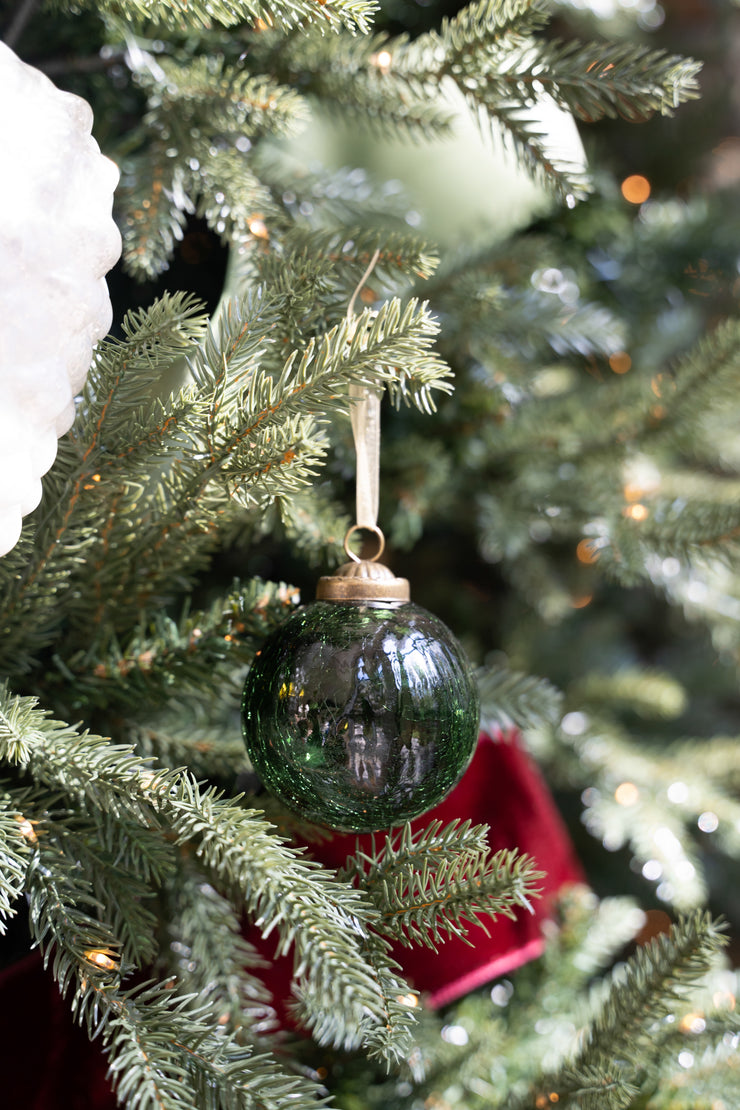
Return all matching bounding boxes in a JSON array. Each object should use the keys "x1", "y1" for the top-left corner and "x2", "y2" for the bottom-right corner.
[{"x1": 241, "y1": 557, "x2": 479, "y2": 832}]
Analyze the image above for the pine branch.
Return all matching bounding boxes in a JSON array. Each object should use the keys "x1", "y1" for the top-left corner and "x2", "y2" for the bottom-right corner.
[
  {"x1": 144, "y1": 55, "x2": 308, "y2": 141},
  {"x1": 115, "y1": 43, "x2": 309, "y2": 272},
  {"x1": 331, "y1": 0, "x2": 699, "y2": 202},
  {"x1": 79, "y1": 291, "x2": 210, "y2": 441},
  {"x1": 342, "y1": 819, "x2": 543, "y2": 949},
  {"x1": 583, "y1": 911, "x2": 726, "y2": 1065},
  {"x1": 254, "y1": 0, "x2": 684, "y2": 204},
  {"x1": 76, "y1": 979, "x2": 333, "y2": 1110},
  {"x1": 52, "y1": 0, "x2": 379, "y2": 35},
  {"x1": 390, "y1": 0, "x2": 551, "y2": 85},
  {"x1": 117, "y1": 53, "x2": 308, "y2": 270},
  {"x1": 477, "y1": 662, "x2": 564, "y2": 730},
  {"x1": 433, "y1": 266, "x2": 626, "y2": 364},
  {"x1": 254, "y1": 226, "x2": 440, "y2": 301},
  {"x1": 269, "y1": 487, "x2": 352, "y2": 568},
  {"x1": 26, "y1": 834, "x2": 124, "y2": 998},
  {"x1": 161, "y1": 854, "x2": 278, "y2": 1036},
  {"x1": 526, "y1": 38, "x2": 702, "y2": 124},
  {"x1": 54, "y1": 579, "x2": 297, "y2": 713},
  {"x1": 1, "y1": 688, "x2": 420, "y2": 1062},
  {"x1": 95, "y1": 294, "x2": 449, "y2": 617},
  {"x1": 117, "y1": 152, "x2": 193, "y2": 279},
  {"x1": 239, "y1": 226, "x2": 441, "y2": 376},
  {"x1": 0, "y1": 292, "x2": 291, "y2": 662},
  {"x1": 0, "y1": 785, "x2": 36, "y2": 930},
  {"x1": 521, "y1": 912, "x2": 727, "y2": 1109},
  {"x1": 266, "y1": 29, "x2": 456, "y2": 139},
  {"x1": 194, "y1": 148, "x2": 281, "y2": 247},
  {"x1": 130, "y1": 717, "x2": 250, "y2": 780},
  {"x1": 0, "y1": 686, "x2": 47, "y2": 763},
  {"x1": 464, "y1": 99, "x2": 592, "y2": 204},
  {"x1": 442, "y1": 0, "x2": 552, "y2": 52},
  {"x1": 0, "y1": 294, "x2": 209, "y2": 677},
  {"x1": 341, "y1": 819, "x2": 492, "y2": 884},
  {"x1": 2, "y1": 708, "x2": 354, "y2": 1105},
  {"x1": 275, "y1": 298, "x2": 453, "y2": 414},
  {"x1": 570, "y1": 668, "x2": 687, "y2": 720},
  {"x1": 55, "y1": 817, "x2": 163, "y2": 967},
  {"x1": 160, "y1": 776, "x2": 420, "y2": 1060}
]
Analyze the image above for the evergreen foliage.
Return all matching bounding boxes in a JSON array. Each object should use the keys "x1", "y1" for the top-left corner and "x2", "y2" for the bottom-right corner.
[{"x1": 3, "y1": 0, "x2": 740, "y2": 1107}]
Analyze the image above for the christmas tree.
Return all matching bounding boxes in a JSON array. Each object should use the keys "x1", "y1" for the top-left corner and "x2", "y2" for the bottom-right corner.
[{"x1": 2, "y1": 0, "x2": 740, "y2": 1107}]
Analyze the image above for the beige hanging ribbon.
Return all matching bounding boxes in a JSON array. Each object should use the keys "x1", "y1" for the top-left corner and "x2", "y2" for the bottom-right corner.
[
  {"x1": 346, "y1": 248, "x2": 382, "y2": 535},
  {"x1": 349, "y1": 382, "x2": 381, "y2": 529}
]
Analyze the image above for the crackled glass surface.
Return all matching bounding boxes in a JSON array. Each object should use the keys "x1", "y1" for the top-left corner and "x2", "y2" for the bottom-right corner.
[{"x1": 242, "y1": 600, "x2": 480, "y2": 832}]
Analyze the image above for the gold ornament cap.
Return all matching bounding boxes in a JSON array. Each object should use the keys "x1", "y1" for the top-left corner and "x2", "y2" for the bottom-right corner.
[{"x1": 316, "y1": 525, "x2": 410, "y2": 602}]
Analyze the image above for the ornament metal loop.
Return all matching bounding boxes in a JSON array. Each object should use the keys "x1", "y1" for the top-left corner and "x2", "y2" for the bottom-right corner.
[{"x1": 344, "y1": 523, "x2": 385, "y2": 563}]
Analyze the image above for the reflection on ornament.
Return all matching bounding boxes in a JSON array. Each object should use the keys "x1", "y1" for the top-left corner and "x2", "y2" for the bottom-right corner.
[
  {"x1": 0, "y1": 43, "x2": 121, "y2": 556},
  {"x1": 242, "y1": 558, "x2": 479, "y2": 832}
]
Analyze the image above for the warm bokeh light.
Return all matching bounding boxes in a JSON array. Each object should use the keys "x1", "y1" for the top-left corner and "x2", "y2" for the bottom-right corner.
[
  {"x1": 679, "y1": 1012, "x2": 707, "y2": 1034},
  {"x1": 371, "y1": 49, "x2": 393, "y2": 73},
  {"x1": 713, "y1": 990, "x2": 737, "y2": 1011},
  {"x1": 247, "y1": 215, "x2": 269, "y2": 239},
  {"x1": 621, "y1": 174, "x2": 651, "y2": 204},
  {"x1": 615, "y1": 781, "x2": 640, "y2": 806},
  {"x1": 624, "y1": 503, "x2": 649, "y2": 521},
  {"x1": 576, "y1": 538, "x2": 601, "y2": 564},
  {"x1": 609, "y1": 351, "x2": 632, "y2": 374},
  {"x1": 571, "y1": 593, "x2": 593, "y2": 609}
]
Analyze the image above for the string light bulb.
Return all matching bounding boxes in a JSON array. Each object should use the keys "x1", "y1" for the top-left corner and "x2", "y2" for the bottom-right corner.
[
  {"x1": 14, "y1": 815, "x2": 39, "y2": 843},
  {"x1": 84, "y1": 948, "x2": 119, "y2": 972}
]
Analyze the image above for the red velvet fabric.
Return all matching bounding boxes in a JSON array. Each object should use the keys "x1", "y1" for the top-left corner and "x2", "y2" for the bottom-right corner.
[
  {"x1": 0, "y1": 730, "x2": 581, "y2": 1107},
  {"x1": 0, "y1": 951, "x2": 112, "y2": 1109}
]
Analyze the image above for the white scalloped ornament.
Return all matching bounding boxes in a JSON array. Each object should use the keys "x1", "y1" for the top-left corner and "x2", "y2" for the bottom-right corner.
[{"x1": 0, "y1": 42, "x2": 122, "y2": 556}]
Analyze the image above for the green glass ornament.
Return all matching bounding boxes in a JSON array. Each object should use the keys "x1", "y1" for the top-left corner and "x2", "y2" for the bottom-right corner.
[{"x1": 241, "y1": 551, "x2": 479, "y2": 832}]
